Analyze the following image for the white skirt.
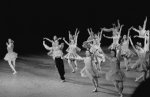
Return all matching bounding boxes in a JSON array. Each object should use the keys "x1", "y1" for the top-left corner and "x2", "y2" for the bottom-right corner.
[{"x1": 4, "y1": 52, "x2": 18, "y2": 61}]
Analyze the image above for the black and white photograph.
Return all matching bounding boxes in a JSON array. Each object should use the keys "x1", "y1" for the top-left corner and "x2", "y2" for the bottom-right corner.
[{"x1": 0, "y1": 1, "x2": 149, "y2": 97}]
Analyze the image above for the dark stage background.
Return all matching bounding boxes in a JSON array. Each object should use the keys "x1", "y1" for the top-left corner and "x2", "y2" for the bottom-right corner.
[{"x1": 0, "y1": 1, "x2": 149, "y2": 58}]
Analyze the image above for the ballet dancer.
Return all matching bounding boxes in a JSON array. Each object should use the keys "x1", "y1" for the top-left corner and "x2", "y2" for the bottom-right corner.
[
  {"x1": 103, "y1": 20, "x2": 124, "y2": 52},
  {"x1": 129, "y1": 37, "x2": 149, "y2": 82},
  {"x1": 43, "y1": 37, "x2": 66, "y2": 82},
  {"x1": 120, "y1": 28, "x2": 135, "y2": 71},
  {"x1": 63, "y1": 29, "x2": 81, "y2": 73},
  {"x1": 80, "y1": 50, "x2": 99, "y2": 92},
  {"x1": 102, "y1": 45, "x2": 125, "y2": 97},
  {"x1": 82, "y1": 28, "x2": 95, "y2": 51},
  {"x1": 85, "y1": 29, "x2": 105, "y2": 73},
  {"x1": 131, "y1": 17, "x2": 147, "y2": 37},
  {"x1": 4, "y1": 38, "x2": 17, "y2": 74},
  {"x1": 43, "y1": 36, "x2": 62, "y2": 58}
]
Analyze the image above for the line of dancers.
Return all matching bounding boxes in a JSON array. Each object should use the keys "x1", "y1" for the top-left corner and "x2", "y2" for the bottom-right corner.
[{"x1": 4, "y1": 17, "x2": 149, "y2": 97}]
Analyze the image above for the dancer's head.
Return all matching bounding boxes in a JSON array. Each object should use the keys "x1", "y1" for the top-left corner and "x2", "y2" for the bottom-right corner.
[
  {"x1": 85, "y1": 50, "x2": 91, "y2": 57},
  {"x1": 111, "y1": 49, "x2": 117, "y2": 57},
  {"x1": 123, "y1": 35, "x2": 127, "y2": 40},
  {"x1": 136, "y1": 42, "x2": 142, "y2": 50},
  {"x1": 8, "y1": 38, "x2": 13, "y2": 43},
  {"x1": 53, "y1": 36, "x2": 57, "y2": 40},
  {"x1": 139, "y1": 26, "x2": 142, "y2": 30}
]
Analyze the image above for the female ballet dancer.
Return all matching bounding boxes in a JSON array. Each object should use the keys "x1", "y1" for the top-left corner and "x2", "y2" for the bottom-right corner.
[
  {"x1": 4, "y1": 38, "x2": 17, "y2": 74},
  {"x1": 63, "y1": 29, "x2": 82, "y2": 73},
  {"x1": 131, "y1": 17, "x2": 147, "y2": 37},
  {"x1": 103, "y1": 20, "x2": 124, "y2": 52},
  {"x1": 134, "y1": 30, "x2": 149, "y2": 53},
  {"x1": 43, "y1": 38, "x2": 66, "y2": 82},
  {"x1": 43, "y1": 36, "x2": 62, "y2": 58},
  {"x1": 82, "y1": 28, "x2": 95, "y2": 51},
  {"x1": 102, "y1": 45, "x2": 125, "y2": 97},
  {"x1": 129, "y1": 37, "x2": 149, "y2": 82},
  {"x1": 120, "y1": 28, "x2": 135, "y2": 71},
  {"x1": 80, "y1": 50, "x2": 99, "y2": 92},
  {"x1": 85, "y1": 29, "x2": 105, "y2": 73}
]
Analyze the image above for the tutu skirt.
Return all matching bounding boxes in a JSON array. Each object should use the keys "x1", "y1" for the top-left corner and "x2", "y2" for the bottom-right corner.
[
  {"x1": 121, "y1": 49, "x2": 135, "y2": 59},
  {"x1": 4, "y1": 52, "x2": 18, "y2": 61},
  {"x1": 106, "y1": 70, "x2": 126, "y2": 81},
  {"x1": 133, "y1": 59, "x2": 150, "y2": 72},
  {"x1": 64, "y1": 52, "x2": 82, "y2": 60}
]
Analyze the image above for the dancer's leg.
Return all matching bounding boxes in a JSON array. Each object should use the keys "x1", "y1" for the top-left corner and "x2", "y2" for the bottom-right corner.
[
  {"x1": 91, "y1": 77, "x2": 97, "y2": 92},
  {"x1": 12, "y1": 58, "x2": 16, "y2": 67},
  {"x1": 68, "y1": 59, "x2": 75, "y2": 73},
  {"x1": 114, "y1": 81, "x2": 123, "y2": 97},
  {"x1": 124, "y1": 58, "x2": 129, "y2": 71},
  {"x1": 8, "y1": 61, "x2": 17, "y2": 74},
  {"x1": 74, "y1": 60, "x2": 78, "y2": 70}
]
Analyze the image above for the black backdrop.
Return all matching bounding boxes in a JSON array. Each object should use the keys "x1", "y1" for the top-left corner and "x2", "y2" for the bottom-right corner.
[{"x1": 0, "y1": 1, "x2": 149, "y2": 58}]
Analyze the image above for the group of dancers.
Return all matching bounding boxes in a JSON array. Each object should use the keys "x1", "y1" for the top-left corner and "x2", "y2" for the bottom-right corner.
[{"x1": 4, "y1": 17, "x2": 149, "y2": 97}]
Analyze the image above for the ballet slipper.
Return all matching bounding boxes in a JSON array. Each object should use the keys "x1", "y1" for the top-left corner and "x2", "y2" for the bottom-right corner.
[
  {"x1": 92, "y1": 88, "x2": 97, "y2": 92},
  {"x1": 13, "y1": 71, "x2": 17, "y2": 74}
]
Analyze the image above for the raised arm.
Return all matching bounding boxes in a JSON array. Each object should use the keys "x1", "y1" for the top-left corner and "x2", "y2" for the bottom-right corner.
[
  {"x1": 43, "y1": 41, "x2": 52, "y2": 50},
  {"x1": 143, "y1": 16, "x2": 147, "y2": 30},
  {"x1": 134, "y1": 35, "x2": 145, "y2": 39},
  {"x1": 56, "y1": 37, "x2": 62, "y2": 41},
  {"x1": 63, "y1": 38, "x2": 70, "y2": 46}
]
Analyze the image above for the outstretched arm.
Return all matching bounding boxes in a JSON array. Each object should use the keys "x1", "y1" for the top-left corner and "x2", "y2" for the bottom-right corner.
[
  {"x1": 43, "y1": 41, "x2": 52, "y2": 50},
  {"x1": 43, "y1": 37, "x2": 53, "y2": 43},
  {"x1": 132, "y1": 27, "x2": 141, "y2": 34},
  {"x1": 56, "y1": 37, "x2": 62, "y2": 41},
  {"x1": 63, "y1": 38, "x2": 70, "y2": 46},
  {"x1": 103, "y1": 34, "x2": 113, "y2": 39},
  {"x1": 134, "y1": 35, "x2": 145, "y2": 39},
  {"x1": 103, "y1": 28, "x2": 113, "y2": 32}
]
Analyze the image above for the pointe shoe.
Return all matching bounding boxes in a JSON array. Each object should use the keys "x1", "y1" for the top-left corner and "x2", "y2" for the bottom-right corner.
[
  {"x1": 72, "y1": 70, "x2": 75, "y2": 73},
  {"x1": 92, "y1": 88, "x2": 97, "y2": 92},
  {"x1": 61, "y1": 80, "x2": 65, "y2": 83},
  {"x1": 125, "y1": 68, "x2": 129, "y2": 71},
  {"x1": 13, "y1": 71, "x2": 17, "y2": 74},
  {"x1": 119, "y1": 93, "x2": 123, "y2": 97}
]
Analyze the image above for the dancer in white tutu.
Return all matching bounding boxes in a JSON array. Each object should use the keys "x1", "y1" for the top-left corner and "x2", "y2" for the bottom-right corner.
[
  {"x1": 82, "y1": 28, "x2": 95, "y2": 51},
  {"x1": 103, "y1": 20, "x2": 124, "y2": 52},
  {"x1": 4, "y1": 39, "x2": 17, "y2": 74},
  {"x1": 102, "y1": 45, "x2": 125, "y2": 97},
  {"x1": 43, "y1": 36, "x2": 62, "y2": 58},
  {"x1": 131, "y1": 17, "x2": 149, "y2": 52},
  {"x1": 120, "y1": 28, "x2": 136, "y2": 71},
  {"x1": 63, "y1": 29, "x2": 81, "y2": 73},
  {"x1": 85, "y1": 28, "x2": 106, "y2": 73},
  {"x1": 80, "y1": 50, "x2": 99, "y2": 92},
  {"x1": 129, "y1": 37, "x2": 150, "y2": 82}
]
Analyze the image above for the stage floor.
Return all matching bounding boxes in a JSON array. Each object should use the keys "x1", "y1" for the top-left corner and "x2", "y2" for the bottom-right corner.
[{"x1": 0, "y1": 52, "x2": 144, "y2": 97}]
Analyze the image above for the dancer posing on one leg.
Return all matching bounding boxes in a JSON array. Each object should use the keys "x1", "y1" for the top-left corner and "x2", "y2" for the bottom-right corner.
[
  {"x1": 102, "y1": 46, "x2": 125, "y2": 97},
  {"x1": 63, "y1": 29, "x2": 81, "y2": 73},
  {"x1": 80, "y1": 50, "x2": 99, "y2": 92},
  {"x1": 4, "y1": 39, "x2": 17, "y2": 74},
  {"x1": 43, "y1": 38, "x2": 66, "y2": 82}
]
